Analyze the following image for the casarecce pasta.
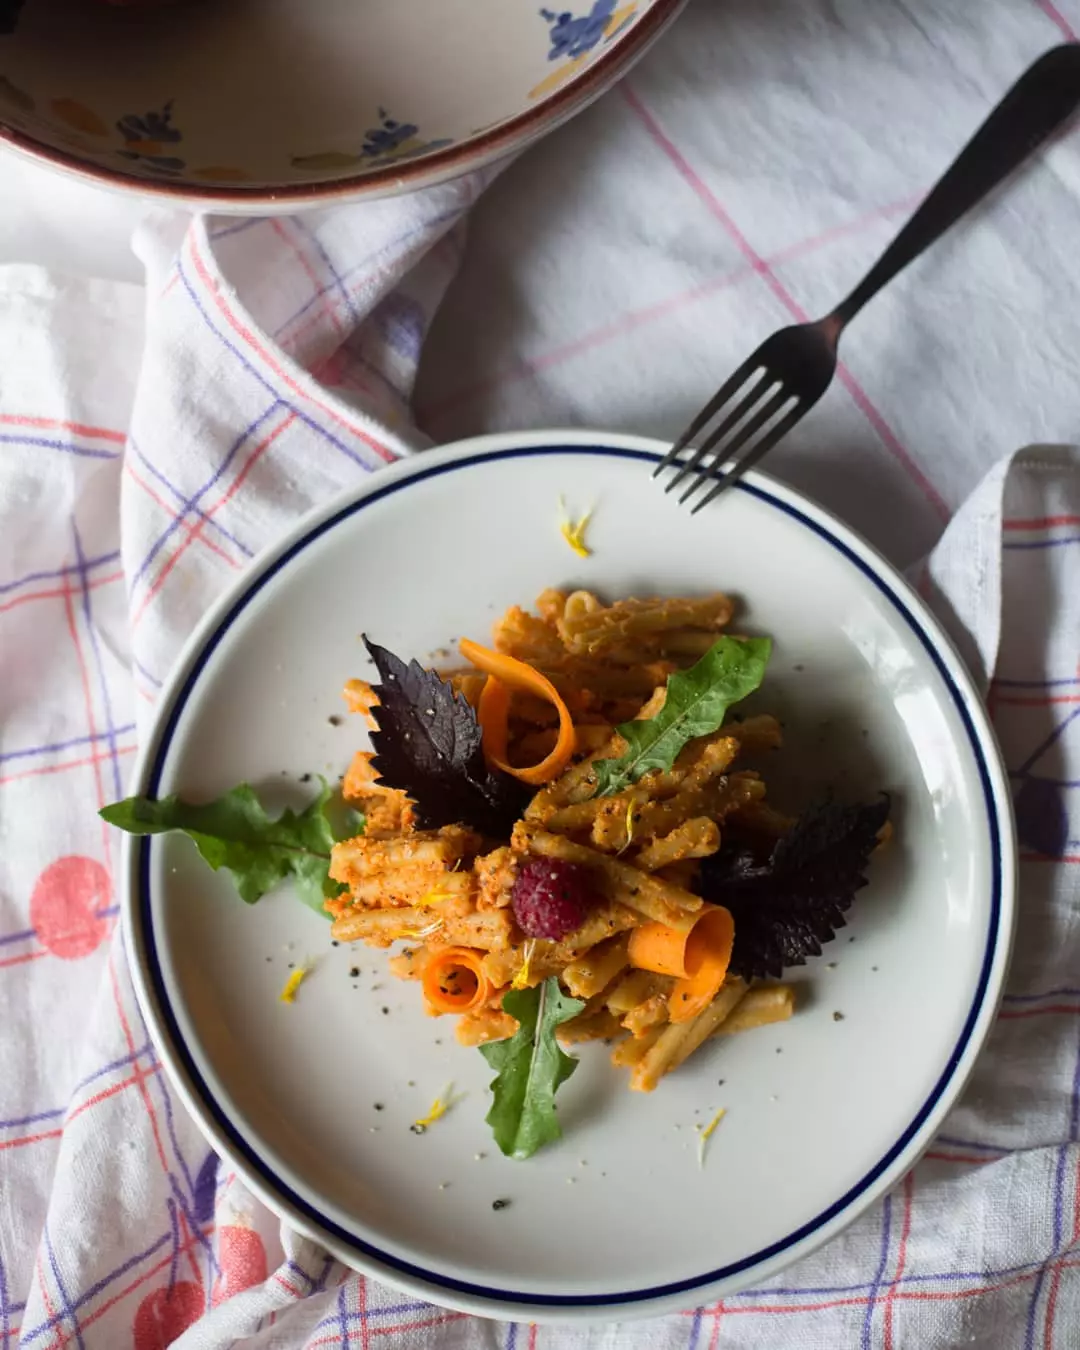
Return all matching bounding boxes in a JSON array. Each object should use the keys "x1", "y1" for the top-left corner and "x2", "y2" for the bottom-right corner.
[
  {"x1": 325, "y1": 588, "x2": 799, "y2": 1094},
  {"x1": 97, "y1": 582, "x2": 890, "y2": 1162}
]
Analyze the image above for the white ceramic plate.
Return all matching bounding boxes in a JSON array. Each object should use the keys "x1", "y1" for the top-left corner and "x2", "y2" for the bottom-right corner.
[{"x1": 123, "y1": 430, "x2": 1016, "y2": 1322}]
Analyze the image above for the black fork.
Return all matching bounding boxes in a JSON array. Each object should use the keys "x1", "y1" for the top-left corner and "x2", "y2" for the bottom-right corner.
[{"x1": 655, "y1": 43, "x2": 1080, "y2": 513}]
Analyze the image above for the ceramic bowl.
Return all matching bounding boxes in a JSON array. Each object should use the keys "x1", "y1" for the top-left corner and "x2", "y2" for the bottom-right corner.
[{"x1": 0, "y1": 0, "x2": 683, "y2": 209}]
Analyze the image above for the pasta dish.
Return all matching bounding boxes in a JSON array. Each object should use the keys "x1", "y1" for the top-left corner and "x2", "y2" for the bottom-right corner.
[
  {"x1": 323, "y1": 588, "x2": 889, "y2": 1155},
  {"x1": 104, "y1": 586, "x2": 889, "y2": 1160}
]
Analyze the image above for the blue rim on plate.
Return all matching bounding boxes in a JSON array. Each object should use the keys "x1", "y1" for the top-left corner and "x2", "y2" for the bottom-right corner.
[{"x1": 131, "y1": 440, "x2": 1011, "y2": 1313}]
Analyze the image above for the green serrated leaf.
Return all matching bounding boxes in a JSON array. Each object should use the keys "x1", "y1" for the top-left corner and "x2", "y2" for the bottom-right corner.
[
  {"x1": 363, "y1": 636, "x2": 530, "y2": 837},
  {"x1": 479, "y1": 978, "x2": 585, "y2": 1159},
  {"x1": 100, "y1": 779, "x2": 365, "y2": 916},
  {"x1": 593, "y1": 636, "x2": 772, "y2": 798}
]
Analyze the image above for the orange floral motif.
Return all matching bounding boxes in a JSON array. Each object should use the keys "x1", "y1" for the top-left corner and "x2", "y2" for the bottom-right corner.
[{"x1": 50, "y1": 97, "x2": 108, "y2": 136}]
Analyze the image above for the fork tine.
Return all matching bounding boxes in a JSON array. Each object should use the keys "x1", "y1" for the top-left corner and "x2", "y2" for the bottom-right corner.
[
  {"x1": 677, "y1": 387, "x2": 793, "y2": 506},
  {"x1": 689, "y1": 404, "x2": 806, "y2": 514},
  {"x1": 663, "y1": 370, "x2": 775, "y2": 494},
  {"x1": 651, "y1": 356, "x2": 763, "y2": 481}
]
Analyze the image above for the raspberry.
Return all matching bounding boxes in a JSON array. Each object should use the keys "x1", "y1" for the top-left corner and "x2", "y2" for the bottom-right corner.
[{"x1": 511, "y1": 857, "x2": 597, "y2": 941}]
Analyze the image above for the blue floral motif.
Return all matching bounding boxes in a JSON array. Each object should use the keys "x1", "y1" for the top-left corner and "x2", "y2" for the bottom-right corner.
[
  {"x1": 291, "y1": 109, "x2": 453, "y2": 173},
  {"x1": 540, "y1": 1, "x2": 617, "y2": 61},
  {"x1": 115, "y1": 100, "x2": 185, "y2": 175},
  {"x1": 361, "y1": 108, "x2": 419, "y2": 160},
  {"x1": 357, "y1": 108, "x2": 451, "y2": 164}
]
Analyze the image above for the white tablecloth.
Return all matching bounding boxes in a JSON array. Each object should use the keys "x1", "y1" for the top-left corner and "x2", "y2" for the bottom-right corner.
[{"x1": 3, "y1": 1, "x2": 1080, "y2": 1346}]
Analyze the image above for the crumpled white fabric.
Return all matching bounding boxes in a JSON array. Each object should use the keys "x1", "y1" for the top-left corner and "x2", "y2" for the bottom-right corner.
[{"x1": 3, "y1": 1, "x2": 1080, "y2": 1345}]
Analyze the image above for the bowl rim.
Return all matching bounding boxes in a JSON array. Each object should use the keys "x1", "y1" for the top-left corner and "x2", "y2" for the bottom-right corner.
[{"x1": 0, "y1": 0, "x2": 685, "y2": 209}]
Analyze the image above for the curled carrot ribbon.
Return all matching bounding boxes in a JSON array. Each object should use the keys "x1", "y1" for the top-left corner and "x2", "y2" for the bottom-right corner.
[
  {"x1": 458, "y1": 638, "x2": 576, "y2": 786},
  {"x1": 422, "y1": 946, "x2": 493, "y2": 1015},
  {"x1": 629, "y1": 904, "x2": 735, "y2": 1024}
]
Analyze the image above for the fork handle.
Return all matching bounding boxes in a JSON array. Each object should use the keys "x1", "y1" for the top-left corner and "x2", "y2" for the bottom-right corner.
[{"x1": 830, "y1": 43, "x2": 1080, "y2": 329}]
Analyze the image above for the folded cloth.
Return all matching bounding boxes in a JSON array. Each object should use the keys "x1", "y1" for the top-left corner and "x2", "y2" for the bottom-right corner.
[{"x1": 1, "y1": 197, "x2": 1079, "y2": 1347}]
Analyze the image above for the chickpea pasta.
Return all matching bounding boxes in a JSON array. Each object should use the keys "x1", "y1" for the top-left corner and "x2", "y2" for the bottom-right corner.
[
  {"x1": 105, "y1": 585, "x2": 889, "y2": 1162},
  {"x1": 314, "y1": 587, "x2": 890, "y2": 1156}
]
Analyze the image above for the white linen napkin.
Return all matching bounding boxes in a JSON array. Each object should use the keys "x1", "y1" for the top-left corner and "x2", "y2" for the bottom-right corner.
[{"x1": 1, "y1": 199, "x2": 1079, "y2": 1350}]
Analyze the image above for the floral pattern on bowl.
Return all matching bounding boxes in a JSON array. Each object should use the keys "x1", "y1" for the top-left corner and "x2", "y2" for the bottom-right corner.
[
  {"x1": 115, "y1": 101, "x2": 185, "y2": 176},
  {"x1": 291, "y1": 108, "x2": 453, "y2": 174},
  {"x1": 530, "y1": 2, "x2": 639, "y2": 99},
  {"x1": 0, "y1": 89, "x2": 250, "y2": 182}
]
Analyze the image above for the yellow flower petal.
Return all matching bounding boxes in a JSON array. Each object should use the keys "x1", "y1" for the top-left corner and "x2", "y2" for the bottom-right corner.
[
  {"x1": 395, "y1": 919, "x2": 444, "y2": 940},
  {"x1": 697, "y1": 1107, "x2": 726, "y2": 1168},
  {"x1": 416, "y1": 889, "x2": 455, "y2": 907},
  {"x1": 412, "y1": 1083, "x2": 464, "y2": 1132},
  {"x1": 279, "y1": 964, "x2": 313, "y2": 1004},
  {"x1": 511, "y1": 939, "x2": 538, "y2": 991},
  {"x1": 558, "y1": 497, "x2": 594, "y2": 558}
]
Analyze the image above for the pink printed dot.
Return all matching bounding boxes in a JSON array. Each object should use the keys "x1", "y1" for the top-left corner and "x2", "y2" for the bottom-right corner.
[
  {"x1": 29, "y1": 855, "x2": 110, "y2": 959},
  {"x1": 133, "y1": 1281, "x2": 202, "y2": 1349},
  {"x1": 211, "y1": 1226, "x2": 268, "y2": 1306}
]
